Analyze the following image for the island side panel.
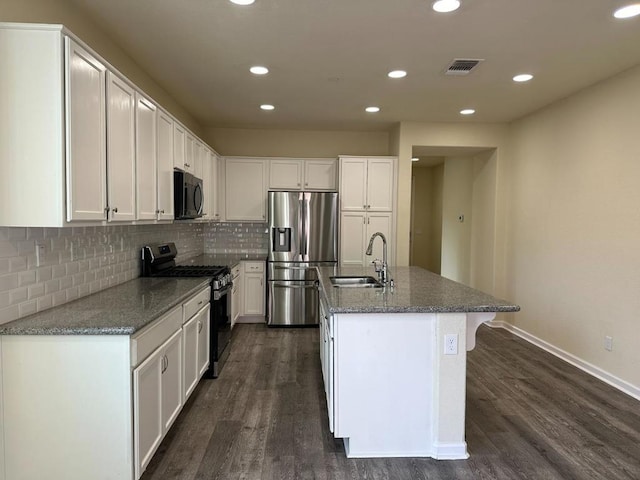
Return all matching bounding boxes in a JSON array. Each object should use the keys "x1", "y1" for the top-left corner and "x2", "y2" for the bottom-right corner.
[
  {"x1": 0, "y1": 340, "x2": 4, "y2": 480},
  {"x1": 334, "y1": 312, "x2": 436, "y2": 457},
  {"x1": 432, "y1": 312, "x2": 469, "y2": 459},
  {"x1": 1, "y1": 335, "x2": 133, "y2": 480}
]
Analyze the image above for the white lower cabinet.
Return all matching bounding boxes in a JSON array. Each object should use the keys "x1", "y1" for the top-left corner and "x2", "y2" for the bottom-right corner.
[
  {"x1": 0, "y1": 285, "x2": 211, "y2": 480},
  {"x1": 242, "y1": 261, "x2": 265, "y2": 317},
  {"x1": 133, "y1": 328, "x2": 183, "y2": 479},
  {"x1": 183, "y1": 304, "x2": 210, "y2": 399},
  {"x1": 319, "y1": 298, "x2": 334, "y2": 433},
  {"x1": 231, "y1": 263, "x2": 242, "y2": 327}
]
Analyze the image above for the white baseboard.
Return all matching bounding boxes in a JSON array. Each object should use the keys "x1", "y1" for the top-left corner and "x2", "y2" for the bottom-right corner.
[
  {"x1": 234, "y1": 315, "x2": 265, "y2": 324},
  {"x1": 488, "y1": 321, "x2": 640, "y2": 401}
]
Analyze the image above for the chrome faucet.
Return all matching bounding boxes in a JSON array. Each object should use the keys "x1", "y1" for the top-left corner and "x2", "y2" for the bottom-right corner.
[{"x1": 365, "y1": 232, "x2": 388, "y2": 284}]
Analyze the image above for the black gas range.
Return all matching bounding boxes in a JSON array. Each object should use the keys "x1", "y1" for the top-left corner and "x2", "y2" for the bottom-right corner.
[{"x1": 141, "y1": 243, "x2": 232, "y2": 378}]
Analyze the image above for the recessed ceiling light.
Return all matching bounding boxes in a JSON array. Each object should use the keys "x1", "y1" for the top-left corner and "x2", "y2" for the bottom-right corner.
[
  {"x1": 250, "y1": 66, "x2": 269, "y2": 75},
  {"x1": 613, "y1": 4, "x2": 640, "y2": 18},
  {"x1": 513, "y1": 73, "x2": 534, "y2": 82},
  {"x1": 432, "y1": 0, "x2": 460, "y2": 13},
  {"x1": 460, "y1": 109, "x2": 475, "y2": 115},
  {"x1": 365, "y1": 106, "x2": 380, "y2": 113},
  {"x1": 388, "y1": 70, "x2": 407, "y2": 79},
  {"x1": 229, "y1": 0, "x2": 255, "y2": 5},
  {"x1": 260, "y1": 104, "x2": 275, "y2": 111},
  {"x1": 412, "y1": 158, "x2": 419, "y2": 162}
]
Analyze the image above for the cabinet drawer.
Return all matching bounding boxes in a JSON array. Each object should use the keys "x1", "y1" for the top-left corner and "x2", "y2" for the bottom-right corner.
[
  {"x1": 131, "y1": 305, "x2": 182, "y2": 367},
  {"x1": 183, "y1": 286, "x2": 211, "y2": 321},
  {"x1": 243, "y1": 261, "x2": 264, "y2": 273},
  {"x1": 231, "y1": 264, "x2": 241, "y2": 278}
]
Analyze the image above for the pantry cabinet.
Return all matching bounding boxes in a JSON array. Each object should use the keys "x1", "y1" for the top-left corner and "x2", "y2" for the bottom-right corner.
[
  {"x1": 340, "y1": 212, "x2": 392, "y2": 265},
  {"x1": 338, "y1": 156, "x2": 396, "y2": 266},
  {"x1": 339, "y1": 157, "x2": 394, "y2": 212},
  {"x1": 202, "y1": 149, "x2": 221, "y2": 221},
  {"x1": 106, "y1": 71, "x2": 136, "y2": 222}
]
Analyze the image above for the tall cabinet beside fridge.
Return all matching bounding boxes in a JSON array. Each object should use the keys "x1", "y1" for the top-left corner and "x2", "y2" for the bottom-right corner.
[{"x1": 267, "y1": 191, "x2": 338, "y2": 326}]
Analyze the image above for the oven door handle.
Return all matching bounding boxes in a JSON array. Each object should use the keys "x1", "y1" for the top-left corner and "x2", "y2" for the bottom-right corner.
[{"x1": 213, "y1": 283, "x2": 232, "y2": 301}]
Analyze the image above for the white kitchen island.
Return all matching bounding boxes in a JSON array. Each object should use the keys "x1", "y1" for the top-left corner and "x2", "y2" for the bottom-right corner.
[{"x1": 317, "y1": 266, "x2": 519, "y2": 460}]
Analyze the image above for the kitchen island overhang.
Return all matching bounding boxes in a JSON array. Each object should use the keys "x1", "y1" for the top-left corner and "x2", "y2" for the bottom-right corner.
[{"x1": 317, "y1": 266, "x2": 520, "y2": 460}]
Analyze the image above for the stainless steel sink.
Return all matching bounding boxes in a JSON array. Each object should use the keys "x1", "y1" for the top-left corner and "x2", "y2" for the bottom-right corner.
[{"x1": 330, "y1": 276, "x2": 383, "y2": 288}]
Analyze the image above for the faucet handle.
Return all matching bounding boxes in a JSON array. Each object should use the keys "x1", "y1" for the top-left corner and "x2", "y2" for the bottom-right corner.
[{"x1": 371, "y1": 259, "x2": 382, "y2": 273}]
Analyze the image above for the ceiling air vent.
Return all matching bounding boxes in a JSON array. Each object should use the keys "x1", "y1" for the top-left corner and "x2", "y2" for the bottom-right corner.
[{"x1": 445, "y1": 58, "x2": 484, "y2": 76}]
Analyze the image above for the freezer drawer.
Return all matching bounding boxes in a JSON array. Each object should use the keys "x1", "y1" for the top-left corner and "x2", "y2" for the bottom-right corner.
[{"x1": 268, "y1": 280, "x2": 319, "y2": 326}]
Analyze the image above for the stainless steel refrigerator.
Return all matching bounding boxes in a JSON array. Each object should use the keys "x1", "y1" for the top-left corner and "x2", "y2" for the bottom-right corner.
[{"x1": 267, "y1": 191, "x2": 338, "y2": 326}]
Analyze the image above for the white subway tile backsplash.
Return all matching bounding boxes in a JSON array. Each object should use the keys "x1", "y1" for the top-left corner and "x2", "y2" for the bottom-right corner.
[
  {"x1": 9, "y1": 257, "x2": 27, "y2": 272},
  {"x1": 0, "y1": 274, "x2": 18, "y2": 291},
  {"x1": 28, "y1": 284, "x2": 45, "y2": 299},
  {"x1": 45, "y1": 279, "x2": 60, "y2": 294},
  {"x1": 18, "y1": 270, "x2": 37, "y2": 287},
  {"x1": 203, "y1": 222, "x2": 268, "y2": 255},
  {"x1": 0, "y1": 223, "x2": 207, "y2": 324},
  {"x1": 10, "y1": 288, "x2": 28, "y2": 304},
  {"x1": 18, "y1": 300, "x2": 37, "y2": 317},
  {"x1": 37, "y1": 295, "x2": 53, "y2": 311},
  {"x1": 0, "y1": 305, "x2": 19, "y2": 323}
]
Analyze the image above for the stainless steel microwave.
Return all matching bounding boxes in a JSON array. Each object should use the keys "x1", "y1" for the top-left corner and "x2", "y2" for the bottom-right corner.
[{"x1": 174, "y1": 171, "x2": 204, "y2": 219}]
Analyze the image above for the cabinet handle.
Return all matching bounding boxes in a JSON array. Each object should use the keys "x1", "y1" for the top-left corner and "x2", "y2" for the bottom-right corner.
[
  {"x1": 161, "y1": 355, "x2": 167, "y2": 373},
  {"x1": 368, "y1": 217, "x2": 370, "y2": 224},
  {"x1": 363, "y1": 217, "x2": 365, "y2": 224},
  {"x1": 198, "y1": 300, "x2": 203, "y2": 305},
  {"x1": 297, "y1": 182, "x2": 301, "y2": 186},
  {"x1": 112, "y1": 207, "x2": 118, "y2": 213},
  {"x1": 367, "y1": 205, "x2": 371, "y2": 209},
  {"x1": 305, "y1": 182, "x2": 309, "y2": 186},
  {"x1": 363, "y1": 205, "x2": 366, "y2": 209},
  {"x1": 198, "y1": 321, "x2": 202, "y2": 333}
]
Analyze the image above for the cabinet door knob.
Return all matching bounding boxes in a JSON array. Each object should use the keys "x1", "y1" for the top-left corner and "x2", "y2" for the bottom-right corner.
[{"x1": 112, "y1": 207, "x2": 118, "y2": 213}]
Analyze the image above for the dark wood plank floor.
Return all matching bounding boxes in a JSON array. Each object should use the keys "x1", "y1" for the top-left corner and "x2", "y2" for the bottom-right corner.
[{"x1": 141, "y1": 324, "x2": 640, "y2": 480}]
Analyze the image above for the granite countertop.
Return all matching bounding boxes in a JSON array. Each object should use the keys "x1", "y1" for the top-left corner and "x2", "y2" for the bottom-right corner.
[
  {"x1": 0, "y1": 277, "x2": 211, "y2": 335},
  {"x1": 318, "y1": 266, "x2": 520, "y2": 314},
  {"x1": 182, "y1": 253, "x2": 267, "y2": 268}
]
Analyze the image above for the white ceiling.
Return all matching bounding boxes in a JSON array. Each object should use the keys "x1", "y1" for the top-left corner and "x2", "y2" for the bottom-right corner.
[{"x1": 67, "y1": 0, "x2": 640, "y2": 131}]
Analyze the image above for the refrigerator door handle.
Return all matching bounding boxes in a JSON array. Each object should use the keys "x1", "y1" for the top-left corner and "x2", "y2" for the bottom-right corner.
[
  {"x1": 299, "y1": 193, "x2": 306, "y2": 258},
  {"x1": 303, "y1": 192, "x2": 310, "y2": 258},
  {"x1": 272, "y1": 281, "x2": 318, "y2": 289}
]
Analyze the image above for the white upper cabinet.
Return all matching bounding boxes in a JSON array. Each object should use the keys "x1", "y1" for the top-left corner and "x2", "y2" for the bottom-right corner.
[
  {"x1": 194, "y1": 140, "x2": 203, "y2": 180},
  {"x1": 0, "y1": 24, "x2": 220, "y2": 228},
  {"x1": 268, "y1": 158, "x2": 337, "y2": 191},
  {"x1": 304, "y1": 159, "x2": 337, "y2": 190},
  {"x1": 202, "y1": 148, "x2": 221, "y2": 221},
  {"x1": 156, "y1": 109, "x2": 175, "y2": 221},
  {"x1": 185, "y1": 133, "x2": 196, "y2": 175},
  {"x1": 225, "y1": 158, "x2": 268, "y2": 221},
  {"x1": 173, "y1": 123, "x2": 186, "y2": 172},
  {"x1": 106, "y1": 72, "x2": 136, "y2": 222},
  {"x1": 135, "y1": 93, "x2": 158, "y2": 221},
  {"x1": 269, "y1": 159, "x2": 303, "y2": 190},
  {"x1": 65, "y1": 37, "x2": 108, "y2": 222},
  {"x1": 366, "y1": 159, "x2": 394, "y2": 211},
  {"x1": 339, "y1": 157, "x2": 394, "y2": 212},
  {"x1": 339, "y1": 158, "x2": 368, "y2": 211}
]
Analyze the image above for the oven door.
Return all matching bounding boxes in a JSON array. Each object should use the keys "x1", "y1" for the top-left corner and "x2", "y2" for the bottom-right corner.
[{"x1": 207, "y1": 283, "x2": 231, "y2": 378}]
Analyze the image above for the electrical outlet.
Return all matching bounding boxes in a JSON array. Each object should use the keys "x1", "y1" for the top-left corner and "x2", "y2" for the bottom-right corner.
[
  {"x1": 604, "y1": 336, "x2": 613, "y2": 352},
  {"x1": 444, "y1": 334, "x2": 458, "y2": 355},
  {"x1": 35, "y1": 242, "x2": 46, "y2": 267}
]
